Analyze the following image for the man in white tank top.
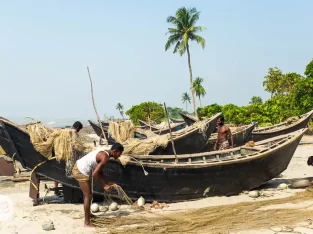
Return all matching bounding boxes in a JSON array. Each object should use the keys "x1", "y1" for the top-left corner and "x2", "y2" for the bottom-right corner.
[{"x1": 71, "y1": 143, "x2": 124, "y2": 227}]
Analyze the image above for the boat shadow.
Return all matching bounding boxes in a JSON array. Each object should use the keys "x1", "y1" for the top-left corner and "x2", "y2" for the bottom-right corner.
[{"x1": 256, "y1": 176, "x2": 313, "y2": 190}]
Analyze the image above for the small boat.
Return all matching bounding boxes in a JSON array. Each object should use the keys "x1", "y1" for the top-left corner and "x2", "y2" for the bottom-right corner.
[
  {"x1": 88, "y1": 120, "x2": 116, "y2": 144},
  {"x1": 0, "y1": 117, "x2": 306, "y2": 203},
  {"x1": 138, "y1": 119, "x2": 187, "y2": 135},
  {"x1": 151, "y1": 112, "x2": 221, "y2": 155},
  {"x1": 251, "y1": 110, "x2": 313, "y2": 142},
  {"x1": 205, "y1": 124, "x2": 256, "y2": 151},
  {"x1": 179, "y1": 112, "x2": 198, "y2": 126}
]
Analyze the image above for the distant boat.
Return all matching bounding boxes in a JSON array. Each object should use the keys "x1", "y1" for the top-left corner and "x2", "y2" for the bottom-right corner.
[{"x1": 251, "y1": 110, "x2": 313, "y2": 142}]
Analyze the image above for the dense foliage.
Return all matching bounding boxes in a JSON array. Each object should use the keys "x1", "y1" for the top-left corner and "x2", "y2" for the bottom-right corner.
[
  {"x1": 125, "y1": 102, "x2": 166, "y2": 125},
  {"x1": 197, "y1": 58, "x2": 313, "y2": 125}
]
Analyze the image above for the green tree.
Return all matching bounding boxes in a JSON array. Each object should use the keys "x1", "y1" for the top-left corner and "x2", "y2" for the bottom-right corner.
[
  {"x1": 181, "y1": 92, "x2": 191, "y2": 111},
  {"x1": 167, "y1": 107, "x2": 184, "y2": 119},
  {"x1": 249, "y1": 96, "x2": 263, "y2": 105},
  {"x1": 115, "y1": 103, "x2": 124, "y2": 119},
  {"x1": 263, "y1": 67, "x2": 301, "y2": 97},
  {"x1": 304, "y1": 58, "x2": 313, "y2": 78},
  {"x1": 192, "y1": 77, "x2": 206, "y2": 107},
  {"x1": 165, "y1": 7, "x2": 206, "y2": 117},
  {"x1": 197, "y1": 103, "x2": 222, "y2": 118},
  {"x1": 125, "y1": 102, "x2": 165, "y2": 125}
]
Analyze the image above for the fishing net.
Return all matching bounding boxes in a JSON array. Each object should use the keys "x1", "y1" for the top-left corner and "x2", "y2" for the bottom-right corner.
[
  {"x1": 93, "y1": 188, "x2": 313, "y2": 234},
  {"x1": 108, "y1": 121, "x2": 135, "y2": 143},
  {"x1": 106, "y1": 119, "x2": 208, "y2": 155},
  {"x1": 122, "y1": 135, "x2": 170, "y2": 155},
  {"x1": 27, "y1": 123, "x2": 92, "y2": 177}
]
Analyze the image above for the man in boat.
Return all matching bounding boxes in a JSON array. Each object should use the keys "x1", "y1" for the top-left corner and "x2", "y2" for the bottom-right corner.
[
  {"x1": 213, "y1": 116, "x2": 234, "y2": 150},
  {"x1": 71, "y1": 143, "x2": 124, "y2": 227},
  {"x1": 54, "y1": 121, "x2": 83, "y2": 196}
]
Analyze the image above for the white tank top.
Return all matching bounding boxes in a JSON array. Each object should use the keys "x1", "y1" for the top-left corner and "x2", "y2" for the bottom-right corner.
[{"x1": 76, "y1": 149, "x2": 109, "y2": 176}]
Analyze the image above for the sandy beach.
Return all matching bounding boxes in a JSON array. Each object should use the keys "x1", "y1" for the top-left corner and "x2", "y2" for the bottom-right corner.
[{"x1": 0, "y1": 135, "x2": 313, "y2": 234}]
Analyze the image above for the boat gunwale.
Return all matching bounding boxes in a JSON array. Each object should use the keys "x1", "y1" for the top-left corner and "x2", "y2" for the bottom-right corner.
[
  {"x1": 121, "y1": 128, "x2": 306, "y2": 168},
  {"x1": 252, "y1": 110, "x2": 313, "y2": 134}
]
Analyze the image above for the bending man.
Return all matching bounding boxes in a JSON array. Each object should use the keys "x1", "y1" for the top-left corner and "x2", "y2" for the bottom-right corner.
[{"x1": 71, "y1": 143, "x2": 124, "y2": 227}]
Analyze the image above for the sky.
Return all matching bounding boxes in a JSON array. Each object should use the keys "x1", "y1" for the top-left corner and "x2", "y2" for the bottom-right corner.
[{"x1": 1, "y1": 0, "x2": 313, "y2": 123}]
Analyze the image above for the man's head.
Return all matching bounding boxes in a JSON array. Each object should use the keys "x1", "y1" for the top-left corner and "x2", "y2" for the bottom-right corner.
[
  {"x1": 217, "y1": 116, "x2": 225, "y2": 126},
  {"x1": 110, "y1": 143, "x2": 124, "y2": 159},
  {"x1": 307, "y1": 156, "x2": 313, "y2": 166},
  {"x1": 72, "y1": 121, "x2": 83, "y2": 133}
]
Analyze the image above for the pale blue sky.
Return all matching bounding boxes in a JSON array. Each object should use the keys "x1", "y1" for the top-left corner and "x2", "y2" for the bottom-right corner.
[{"x1": 1, "y1": 0, "x2": 313, "y2": 122}]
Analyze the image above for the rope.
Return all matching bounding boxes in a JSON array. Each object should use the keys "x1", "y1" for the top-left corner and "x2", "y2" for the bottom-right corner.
[{"x1": 29, "y1": 156, "x2": 56, "y2": 191}]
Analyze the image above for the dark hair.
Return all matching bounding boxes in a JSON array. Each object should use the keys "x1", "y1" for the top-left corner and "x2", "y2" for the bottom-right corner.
[
  {"x1": 218, "y1": 116, "x2": 225, "y2": 122},
  {"x1": 307, "y1": 156, "x2": 313, "y2": 166},
  {"x1": 111, "y1": 143, "x2": 124, "y2": 152},
  {"x1": 72, "y1": 121, "x2": 83, "y2": 130}
]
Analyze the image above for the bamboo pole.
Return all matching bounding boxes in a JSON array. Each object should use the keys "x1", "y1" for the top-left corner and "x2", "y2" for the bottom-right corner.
[
  {"x1": 163, "y1": 102, "x2": 178, "y2": 163},
  {"x1": 87, "y1": 66, "x2": 108, "y2": 146}
]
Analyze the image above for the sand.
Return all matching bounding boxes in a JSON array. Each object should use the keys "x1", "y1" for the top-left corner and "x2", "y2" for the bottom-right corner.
[{"x1": 0, "y1": 135, "x2": 313, "y2": 234}]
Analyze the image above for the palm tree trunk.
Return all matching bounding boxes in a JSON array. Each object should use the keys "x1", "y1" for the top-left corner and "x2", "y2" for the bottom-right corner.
[
  {"x1": 199, "y1": 96, "x2": 202, "y2": 107},
  {"x1": 186, "y1": 45, "x2": 197, "y2": 117},
  {"x1": 186, "y1": 102, "x2": 187, "y2": 111}
]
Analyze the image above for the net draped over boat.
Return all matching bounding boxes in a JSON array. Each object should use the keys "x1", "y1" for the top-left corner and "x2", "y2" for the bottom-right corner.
[
  {"x1": 108, "y1": 119, "x2": 209, "y2": 155},
  {"x1": 27, "y1": 124, "x2": 92, "y2": 177}
]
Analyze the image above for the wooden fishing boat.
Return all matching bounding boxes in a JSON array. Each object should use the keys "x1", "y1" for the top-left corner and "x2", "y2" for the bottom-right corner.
[
  {"x1": 0, "y1": 118, "x2": 306, "y2": 203},
  {"x1": 251, "y1": 110, "x2": 313, "y2": 142},
  {"x1": 179, "y1": 112, "x2": 198, "y2": 126},
  {"x1": 205, "y1": 124, "x2": 256, "y2": 151},
  {"x1": 138, "y1": 119, "x2": 187, "y2": 135},
  {"x1": 88, "y1": 120, "x2": 116, "y2": 144},
  {"x1": 151, "y1": 112, "x2": 221, "y2": 155}
]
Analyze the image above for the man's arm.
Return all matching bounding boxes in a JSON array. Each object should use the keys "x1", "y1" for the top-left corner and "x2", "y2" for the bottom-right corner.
[
  {"x1": 92, "y1": 152, "x2": 112, "y2": 190},
  {"x1": 214, "y1": 132, "x2": 219, "y2": 151},
  {"x1": 227, "y1": 127, "x2": 234, "y2": 148}
]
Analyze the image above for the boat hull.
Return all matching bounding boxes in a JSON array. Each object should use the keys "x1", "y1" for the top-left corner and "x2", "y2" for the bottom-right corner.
[
  {"x1": 152, "y1": 113, "x2": 220, "y2": 155},
  {"x1": 251, "y1": 112, "x2": 312, "y2": 142}
]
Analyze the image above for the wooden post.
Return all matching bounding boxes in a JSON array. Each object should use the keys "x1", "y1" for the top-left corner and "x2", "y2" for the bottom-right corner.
[
  {"x1": 87, "y1": 66, "x2": 108, "y2": 146},
  {"x1": 163, "y1": 102, "x2": 178, "y2": 163}
]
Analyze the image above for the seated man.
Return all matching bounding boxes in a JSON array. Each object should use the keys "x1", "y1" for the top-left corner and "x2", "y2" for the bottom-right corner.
[
  {"x1": 54, "y1": 121, "x2": 83, "y2": 196},
  {"x1": 71, "y1": 143, "x2": 124, "y2": 227}
]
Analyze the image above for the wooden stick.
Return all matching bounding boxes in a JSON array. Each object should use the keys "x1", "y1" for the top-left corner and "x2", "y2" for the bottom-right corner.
[
  {"x1": 163, "y1": 102, "x2": 178, "y2": 163},
  {"x1": 87, "y1": 66, "x2": 108, "y2": 146}
]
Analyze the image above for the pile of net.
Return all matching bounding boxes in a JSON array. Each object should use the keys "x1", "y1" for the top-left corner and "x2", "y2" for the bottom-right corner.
[
  {"x1": 108, "y1": 119, "x2": 209, "y2": 155},
  {"x1": 27, "y1": 123, "x2": 93, "y2": 176},
  {"x1": 286, "y1": 116, "x2": 300, "y2": 124},
  {"x1": 27, "y1": 123, "x2": 92, "y2": 161},
  {"x1": 108, "y1": 121, "x2": 135, "y2": 143}
]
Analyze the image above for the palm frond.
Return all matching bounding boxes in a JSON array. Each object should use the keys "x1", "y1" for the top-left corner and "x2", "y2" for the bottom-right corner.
[
  {"x1": 189, "y1": 11, "x2": 200, "y2": 26},
  {"x1": 173, "y1": 41, "x2": 181, "y2": 54},
  {"x1": 190, "y1": 34, "x2": 205, "y2": 49},
  {"x1": 165, "y1": 34, "x2": 180, "y2": 51}
]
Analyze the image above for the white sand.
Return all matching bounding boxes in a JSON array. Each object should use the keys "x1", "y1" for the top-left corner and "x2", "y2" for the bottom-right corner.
[{"x1": 0, "y1": 136, "x2": 313, "y2": 233}]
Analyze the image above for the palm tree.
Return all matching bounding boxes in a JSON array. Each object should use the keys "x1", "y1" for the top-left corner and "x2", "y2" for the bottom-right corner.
[
  {"x1": 192, "y1": 77, "x2": 206, "y2": 107},
  {"x1": 181, "y1": 92, "x2": 191, "y2": 111},
  {"x1": 165, "y1": 7, "x2": 206, "y2": 118},
  {"x1": 115, "y1": 103, "x2": 124, "y2": 119}
]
